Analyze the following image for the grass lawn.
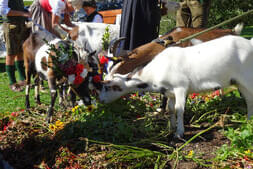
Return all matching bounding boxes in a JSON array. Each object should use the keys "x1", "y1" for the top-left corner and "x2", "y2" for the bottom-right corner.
[
  {"x1": 0, "y1": 58, "x2": 52, "y2": 113},
  {"x1": 24, "y1": 1, "x2": 33, "y2": 6}
]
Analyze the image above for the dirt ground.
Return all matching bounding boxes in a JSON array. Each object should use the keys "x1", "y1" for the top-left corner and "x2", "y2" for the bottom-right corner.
[
  {"x1": 167, "y1": 124, "x2": 230, "y2": 169},
  {"x1": 0, "y1": 109, "x2": 251, "y2": 169},
  {"x1": 1, "y1": 123, "x2": 230, "y2": 169}
]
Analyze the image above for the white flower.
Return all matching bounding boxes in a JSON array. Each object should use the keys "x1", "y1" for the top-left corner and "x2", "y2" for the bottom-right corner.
[
  {"x1": 68, "y1": 74, "x2": 75, "y2": 84},
  {"x1": 80, "y1": 69, "x2": 88, "y2": 78}
]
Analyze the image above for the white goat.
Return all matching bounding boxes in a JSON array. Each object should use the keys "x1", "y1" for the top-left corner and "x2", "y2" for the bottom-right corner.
[{"x1": 99, "y1": 35, "x2": 253, "y2": 138}]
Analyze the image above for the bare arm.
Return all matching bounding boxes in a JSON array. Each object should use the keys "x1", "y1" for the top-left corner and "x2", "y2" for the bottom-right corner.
[
  {"x1": 51, "y1": 13, "x2": 71, "y2": 33},
  {"x1": 63, "y1": 12, "x2": 75, "y2": 27}
]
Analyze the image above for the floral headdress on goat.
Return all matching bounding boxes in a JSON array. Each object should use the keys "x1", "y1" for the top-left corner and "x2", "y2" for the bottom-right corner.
[{"x1": 44, "y1": 40, "x2": 89, "y2": 86}]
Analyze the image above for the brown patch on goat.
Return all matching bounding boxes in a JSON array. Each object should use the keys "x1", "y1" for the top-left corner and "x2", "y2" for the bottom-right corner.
[
  {"x1": 41, "y1": 57, "x2": 48, "y2": 71},
  {"x1": 114, "y1": 42, "x2": 165, "y2": 75},
  {"x1": 69, "y1": 26, "x2": 79, "y2": 41},
  {"x1": 160, "y1": 27, "x2": 238, "y2": 47},
  {"x1": 112, "y1": 27, "x2": 240, "y2": 76}
]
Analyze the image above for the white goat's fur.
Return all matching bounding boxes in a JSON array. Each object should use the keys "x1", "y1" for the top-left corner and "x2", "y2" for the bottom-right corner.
[
  {"x1": 66, "y1": 22, "x2": 120, "y2": 55},
  {"x1": 35, "y1": 39, "x2": 63, "y2": 79},
  {"x1": 99, "y1": 35, "x2": 253, "y2": 137}
]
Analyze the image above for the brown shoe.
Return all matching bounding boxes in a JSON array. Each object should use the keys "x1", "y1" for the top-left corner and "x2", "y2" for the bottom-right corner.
[
  {"x1": 18, "y1": 80, "x2": 26, "y2": 87},
  {"x1": 9, "y1": 83, "x2": 23, "y2": 92}
]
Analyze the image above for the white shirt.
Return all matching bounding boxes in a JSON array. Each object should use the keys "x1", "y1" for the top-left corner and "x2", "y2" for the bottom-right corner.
[
  {"x1": 49, "y1": 0, "x2": 66, "y2": 17},
  {"x1": 93, "y1": 14, "x2": 103, "y2": 23},
  {"x1": 0, "y1": 0, "x2": 10, "y2": 16}
]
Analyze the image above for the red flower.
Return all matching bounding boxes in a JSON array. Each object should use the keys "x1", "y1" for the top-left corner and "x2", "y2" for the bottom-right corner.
[
  {"x1": 99, "y1": 55, "x2": 109, "y2": 65},
  {"x1": 213, "y1": 90, "x2": 220, "y2": 97},
  {"x1": 65, "y1": 66, "x2": 76, "y2": 75},
  {"x1": 74, "y1": 75, "x2": 84, "y2": 85},
  {"x1": 11, "y1": 112, "x2": 18, "y2": 117},
  {"x1": 132, "y1": 93, "x2": 137, "y2": 97},
  {"x1": 191, "y1": 93, "x2": 199, "y2": 99},
  {"x1": 75, "y1": 64, "x2": 84, "y2": 75},
  {"x1": 93, "y1": 75, "x2": 101, "y2": 83}
]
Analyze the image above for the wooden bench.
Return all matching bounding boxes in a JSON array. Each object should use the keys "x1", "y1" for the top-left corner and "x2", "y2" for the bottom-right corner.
[{"x1": 99, "y1": 9, "x2": 122, "y2": 24}]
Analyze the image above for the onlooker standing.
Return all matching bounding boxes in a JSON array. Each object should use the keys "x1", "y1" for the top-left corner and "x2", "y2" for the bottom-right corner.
[
  {"x1": 29, "y1": 0, "x2": 81, "y2": 38},
  {"x1": 0, "y1": 0, "x2": 31, "y2": 92},
  {"x1": 82, "y1": 0, "x2": 103, "y2": 23},
  {"x1": 176, "y1": 0, "x2": 211, "y2": 28},
  {"x1": 119, "y1": 0, "x2": 162, "y2": 50}
]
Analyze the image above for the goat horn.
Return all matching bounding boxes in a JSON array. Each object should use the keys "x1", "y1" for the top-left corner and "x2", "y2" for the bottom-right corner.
[{"x1": 110, "y1": 37, "x2": 126, "y2": 57}]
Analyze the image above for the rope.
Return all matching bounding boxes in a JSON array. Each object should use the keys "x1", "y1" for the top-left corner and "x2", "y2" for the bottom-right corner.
[{"x1": 173, "y1": 9, "x2": 253, "y2": 46}]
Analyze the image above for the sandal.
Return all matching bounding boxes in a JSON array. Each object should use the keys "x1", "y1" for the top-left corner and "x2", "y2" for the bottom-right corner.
[{"x1": 9, "y1": 83, "x2": 23, "y2": 92}]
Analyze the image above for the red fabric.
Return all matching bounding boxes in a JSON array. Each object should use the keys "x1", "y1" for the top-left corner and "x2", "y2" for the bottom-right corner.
[
  {"x1": 93, "y1": 75, "x2": 101, "y2": 83},
  {"x1": 39, "y1": 0, "x2": 52, "y2": 13},
  {"x1": 99, "y1": 56, "x2": 109, "y2": 65}
]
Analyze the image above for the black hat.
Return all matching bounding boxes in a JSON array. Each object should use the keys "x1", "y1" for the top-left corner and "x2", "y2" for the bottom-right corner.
[{"x1": 83, "y1": 0, "x2": 97, "y2": 8}]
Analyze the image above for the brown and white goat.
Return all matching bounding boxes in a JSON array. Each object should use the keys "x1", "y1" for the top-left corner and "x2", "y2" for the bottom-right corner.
[
  {"x1": 107, "y1": 23, "x2": 244, "y2": 76},
  {"x1": 105, "y1": 23, "x2": 244, "y2": 113},
  {"x1": 23, "y1": 31, "x2": 101, "y2": 122},
  {"x1": 100, "y1": 35, "x2": 253, "y2": 138}
]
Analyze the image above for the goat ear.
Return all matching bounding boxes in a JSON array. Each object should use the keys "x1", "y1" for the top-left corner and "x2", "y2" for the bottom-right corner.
[{"x1": 110, "y1": 37, "x2": 126, "y2": 57}]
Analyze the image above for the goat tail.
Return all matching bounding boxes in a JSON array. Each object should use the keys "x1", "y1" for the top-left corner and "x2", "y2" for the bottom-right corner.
[{"x1": 233, "y1": 23, "x2": 244, "y2": 35}]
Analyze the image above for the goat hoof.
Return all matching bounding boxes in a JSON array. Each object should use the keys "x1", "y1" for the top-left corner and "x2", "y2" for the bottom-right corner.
[{"x1": 173, "y1": 133, "x2": 186, "y2": 142}]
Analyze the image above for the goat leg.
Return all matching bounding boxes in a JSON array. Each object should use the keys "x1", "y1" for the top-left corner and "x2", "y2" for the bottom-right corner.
[
  {"x1": 46, "y1": 79, "x2": 58, "y2": 122},
  {"x1": 34, "y1": 75, "x2": 41, "y2": 105}
]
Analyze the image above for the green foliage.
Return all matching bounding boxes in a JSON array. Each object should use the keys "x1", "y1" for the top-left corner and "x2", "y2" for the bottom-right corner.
[
  {"x1": 24, "y1": 1, "x2": 33, "y2": 6},
  {"x1": 160, "y1": 0, "x2": 253, "y2": 35},
  {"x1": 215, "y1": 117, "x2": 253, "y2": 161},
  {"x1": 43, "y1": 40, "x2": 75, "y2": 78},
  {"x1": 186, "y1": 89, "x2": 247, "y2": 126},
  {"x1": 208, "y1": 0, "x2": 253, "y2": 28},
  {"x1": 102, "y1": 26, "x2": 110, "y2": 50}
]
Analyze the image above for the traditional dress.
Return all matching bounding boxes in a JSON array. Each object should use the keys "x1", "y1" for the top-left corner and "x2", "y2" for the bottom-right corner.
[
  {"x1": 29, "y1": 0, "x2": 67, "y2": 35},
  {"x1": 119, "y1": 0, "x2": 161, "y2": 50}
]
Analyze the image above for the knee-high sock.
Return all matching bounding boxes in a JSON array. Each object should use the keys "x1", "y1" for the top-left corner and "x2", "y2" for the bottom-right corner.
[
  {"x1": 6, "y1": 65, "x2": 16, "y2": 85},
  {"x1": 15, "y1": 60, "x2": 25, "y2": 81}
]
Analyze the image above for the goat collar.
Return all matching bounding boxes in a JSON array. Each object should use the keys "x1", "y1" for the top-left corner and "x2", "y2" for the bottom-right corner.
[
  {"x1": 152, "y1": 37, "x2": 175, "y2": 47},
  {"x1": 152, "y1": 38, "x2": 167, "y2": 47}
]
